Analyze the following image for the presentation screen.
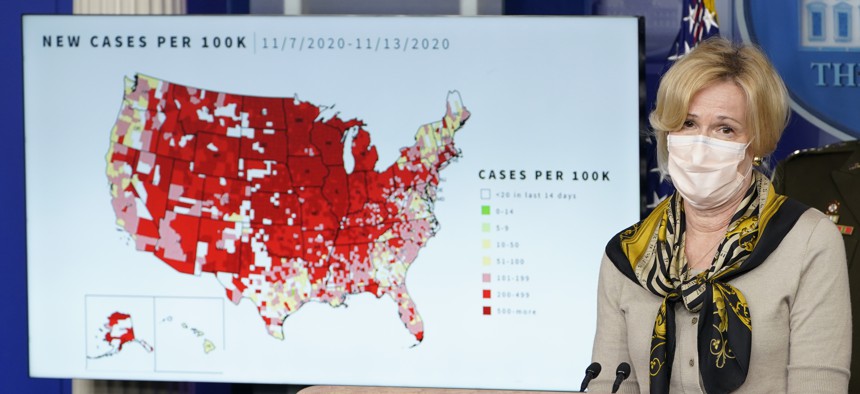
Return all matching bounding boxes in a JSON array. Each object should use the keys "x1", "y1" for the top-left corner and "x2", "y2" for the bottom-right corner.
[{"x1": 23, "y1": 15, "x2": 642, "y2": 390}]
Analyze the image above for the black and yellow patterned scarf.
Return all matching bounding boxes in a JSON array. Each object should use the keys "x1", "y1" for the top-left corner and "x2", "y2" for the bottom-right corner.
[{"x1": 605, "y1": 171, "x2": 807, "y2": 394}]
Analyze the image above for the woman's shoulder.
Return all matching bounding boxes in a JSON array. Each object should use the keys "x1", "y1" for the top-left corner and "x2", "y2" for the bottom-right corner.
[
  {"x1": 762, "y1": 198, "x2": 840, "y2": 247},
  {"x1": 791, "y1": 205, "x2": 842, "y2": 241},
  {"x1": 776, "y1": 204, "x2": 846, "y2": 266}
]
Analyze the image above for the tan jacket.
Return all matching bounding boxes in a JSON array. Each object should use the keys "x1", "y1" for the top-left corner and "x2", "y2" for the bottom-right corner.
[{"x1": 590, "y1": 208, "x2": 851, "y2": 393}]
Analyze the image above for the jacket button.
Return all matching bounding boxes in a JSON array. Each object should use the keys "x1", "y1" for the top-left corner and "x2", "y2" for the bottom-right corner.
[
  {"x1": 692, "y1": 317, "x2": 698, "y2": 324},
  {"x1": 689, "y1": 359, "x2": 695, "y2": 367}
]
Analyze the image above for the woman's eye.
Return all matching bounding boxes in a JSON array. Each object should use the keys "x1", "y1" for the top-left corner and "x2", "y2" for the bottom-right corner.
[
  {"x1": 718, "y1": 127, "x2": 734, "y2": 134},
  {"x1": 683, "y1": 120, "x2": 695, "y2": 128}
]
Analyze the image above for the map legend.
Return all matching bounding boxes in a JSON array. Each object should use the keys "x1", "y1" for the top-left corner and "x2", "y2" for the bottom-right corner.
[
  {"x1": 475, "y1": 200, "x2": 543, "y2": 319},
  {"x1": 480, "y1": 200, "x2": 493, "y2": 318},
  {"x1": 481, "y1": 201, "x2": 493, "y2": 317}
]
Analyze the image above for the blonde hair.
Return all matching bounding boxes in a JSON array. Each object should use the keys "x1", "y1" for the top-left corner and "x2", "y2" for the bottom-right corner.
[{"x1": 649, "y1": 37, "x2": 789, "y2": 174}]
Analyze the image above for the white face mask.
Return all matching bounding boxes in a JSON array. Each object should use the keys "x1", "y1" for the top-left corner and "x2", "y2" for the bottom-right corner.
[{"x1": 667, "y1": 134, "x2": 753, "y2": 210}]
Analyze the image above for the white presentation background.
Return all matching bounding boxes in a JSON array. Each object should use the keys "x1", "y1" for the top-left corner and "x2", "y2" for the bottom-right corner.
[{"x1": 24, "y1": 15, "x2": 641, "y2": 391}]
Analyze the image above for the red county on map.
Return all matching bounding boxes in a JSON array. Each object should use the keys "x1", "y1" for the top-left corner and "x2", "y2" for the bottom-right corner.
[{"x1": 106, "y1": 74, "x2": 469, "y2": 343}]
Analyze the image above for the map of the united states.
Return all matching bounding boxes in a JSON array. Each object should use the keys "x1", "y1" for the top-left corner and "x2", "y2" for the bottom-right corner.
[{"x1": 106, "y1": 74, "x2": 469, "y2": 343}]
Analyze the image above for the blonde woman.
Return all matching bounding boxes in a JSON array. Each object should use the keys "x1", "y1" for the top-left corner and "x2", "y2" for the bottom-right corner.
[{"x1": 590, "y1": 38, "x2": 850, "y2": 393}]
